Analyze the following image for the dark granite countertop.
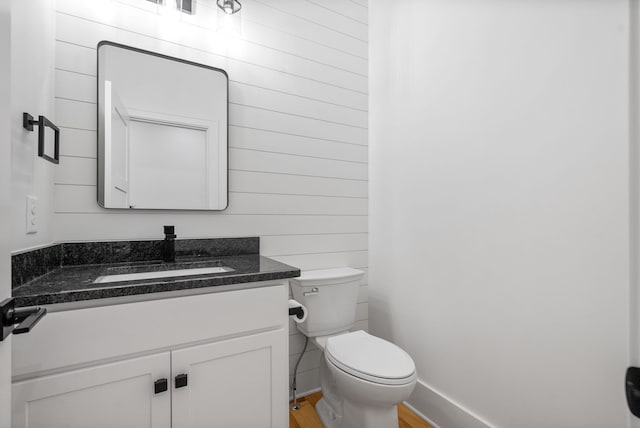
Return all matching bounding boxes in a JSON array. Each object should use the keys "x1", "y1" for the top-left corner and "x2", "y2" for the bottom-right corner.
[{"x1": 13, "y1": 254, "x2": 300, "y2": 307}]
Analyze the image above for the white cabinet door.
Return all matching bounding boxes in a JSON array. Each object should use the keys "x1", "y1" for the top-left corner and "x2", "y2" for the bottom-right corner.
[
  {"x1": 172, "y1": 329, "x2": 288, "y2": 428},
  {"x1": 12, "y1": 352, "x2": 171, "y2": 428}
]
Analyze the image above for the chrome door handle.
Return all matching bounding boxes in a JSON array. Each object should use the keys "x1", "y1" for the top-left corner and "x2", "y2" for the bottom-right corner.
[{"x1": 303, "y1": 287, "x2": 319, "y2": 296}]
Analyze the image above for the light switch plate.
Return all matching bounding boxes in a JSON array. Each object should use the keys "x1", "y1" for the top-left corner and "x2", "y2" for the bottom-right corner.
[{"x1": 26, "y1": 195, "x2": 37, "y2": 234}]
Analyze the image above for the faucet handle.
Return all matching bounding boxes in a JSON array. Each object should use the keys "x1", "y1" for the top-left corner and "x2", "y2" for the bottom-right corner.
[{"x1": 164, "y1": 225, "x2": 176, "y2": 239}]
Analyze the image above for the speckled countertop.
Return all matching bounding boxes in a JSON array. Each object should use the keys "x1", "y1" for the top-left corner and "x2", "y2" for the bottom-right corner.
[
  {"x1": 12, "y1": 238, "x2": 300, "y2": 307},
  {"x1": 13, "y1": 255, "x2": 299, "y2": 307}
]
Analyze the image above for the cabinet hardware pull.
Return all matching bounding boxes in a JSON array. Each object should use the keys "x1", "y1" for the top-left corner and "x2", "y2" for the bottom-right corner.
[
  {"x1": 175, "y1": 373, "x2": 188, "y2": 389},
  {"x1": 154, "y1": 378, "x2": 168, "y2": 394}
]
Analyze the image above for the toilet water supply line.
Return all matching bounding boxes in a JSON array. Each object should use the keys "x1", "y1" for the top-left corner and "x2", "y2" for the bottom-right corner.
[{"x1": 290, "y1": 336, "x2": 309, "y2": 411}]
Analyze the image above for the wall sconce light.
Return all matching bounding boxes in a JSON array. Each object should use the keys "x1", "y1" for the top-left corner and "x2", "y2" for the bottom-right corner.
[{"x1": 217, "y1": 0, "x2": 241, "y2": 15}]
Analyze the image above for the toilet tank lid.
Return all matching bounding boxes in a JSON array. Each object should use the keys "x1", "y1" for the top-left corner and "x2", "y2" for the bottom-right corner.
[
  {"x1": 325, "y1": 330, "x2": 416, "y2": 384},
  {"x1": 290, "y1": 267, "x2": 364, "y2": 286}
]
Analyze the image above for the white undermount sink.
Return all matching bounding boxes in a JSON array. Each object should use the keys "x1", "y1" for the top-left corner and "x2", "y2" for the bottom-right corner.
[{"x1": 94, "y1": 266, "x2": 234, "y2": 284}]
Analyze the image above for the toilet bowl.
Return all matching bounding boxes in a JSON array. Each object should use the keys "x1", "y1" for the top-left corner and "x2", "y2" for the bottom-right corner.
[
  {"x1": 290, "y1": 268, "x2": 417, "y2": 428},
  {"x1": 314, "y1": 330, "x2": 417, "y2": 428}
]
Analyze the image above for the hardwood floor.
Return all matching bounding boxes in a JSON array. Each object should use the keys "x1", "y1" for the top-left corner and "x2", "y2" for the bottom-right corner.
[{"x1": 289, "y1": 391, "x2": 433, "y2": 428}]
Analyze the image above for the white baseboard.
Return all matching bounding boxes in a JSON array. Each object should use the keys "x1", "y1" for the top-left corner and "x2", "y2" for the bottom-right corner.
[
  {"x1": 407, "y1": 379, "x2": 496, "y2": 428},
  {"x1": 289, "y1": 386, "x2": 321, "y2": 401},
  {"x1": 292, "y1": 380, "x2": 495, "y2": 428},
  {"x1": 402, "y1": 400, "x2": 442, "y2": 428}
]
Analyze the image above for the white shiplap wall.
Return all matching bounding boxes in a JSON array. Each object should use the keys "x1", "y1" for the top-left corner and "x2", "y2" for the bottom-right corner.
[{"x1": 53, "y1": 0, "x2": 368, "y2": 395}]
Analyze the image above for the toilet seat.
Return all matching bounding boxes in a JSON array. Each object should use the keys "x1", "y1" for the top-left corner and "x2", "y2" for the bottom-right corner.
[{"x1": 325, "y1": 330, "x2": 416, "y2": 386}]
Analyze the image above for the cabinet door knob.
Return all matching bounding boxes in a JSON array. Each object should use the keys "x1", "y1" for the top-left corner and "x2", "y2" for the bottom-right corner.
[
  {"x1": 154, "y1": 378, "x2": 168, "y2": 394},
  {"x1": 175, "y1": 373, "x2": 188, "y2": 389}
]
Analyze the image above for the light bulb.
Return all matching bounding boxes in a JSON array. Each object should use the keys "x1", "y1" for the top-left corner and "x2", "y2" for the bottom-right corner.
[{"x1": 217, "y1": 0, "x2": 241, "y2": 15}]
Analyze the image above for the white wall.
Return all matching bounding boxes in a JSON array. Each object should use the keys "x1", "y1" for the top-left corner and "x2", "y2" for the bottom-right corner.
[
  {"x1": 51, "y1": 0, "x2": 368, "y2": 394},
  {"x1": 10, "y1": 0, "x2": 56, "y2": 252},
  {"x1": 370, "y1": 1, "x2": 630, "y2": 427},
  {"x1": 0, "y1": 2, "x2": 13, "y2": 426},
  {"x1": 632, "y1": 6, "x2": 640, "y2": 428}
]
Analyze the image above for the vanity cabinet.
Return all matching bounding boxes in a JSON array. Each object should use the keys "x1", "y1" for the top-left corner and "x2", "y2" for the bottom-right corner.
[
  {"x1": 172, "y1": 330, "x2": 285, "y2": 428},
  {"x1": 13, "y1": 352, "x2": 171, "y2": 428},
  {"x1": 11, "y1": 283, "x2": 289, "y2": 428}
]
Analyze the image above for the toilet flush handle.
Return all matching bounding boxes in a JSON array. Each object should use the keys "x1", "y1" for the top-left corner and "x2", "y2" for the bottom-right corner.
[{"x1": 303, "y1": 287, "x2": 319, "y2": 296}]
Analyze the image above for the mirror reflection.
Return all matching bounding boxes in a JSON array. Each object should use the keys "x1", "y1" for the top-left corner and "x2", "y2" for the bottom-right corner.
[{"x1": 97, "y1": 42, "x2": 228, "y2": 210}]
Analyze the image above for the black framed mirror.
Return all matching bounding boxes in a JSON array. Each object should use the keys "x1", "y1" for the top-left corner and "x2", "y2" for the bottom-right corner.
[{"x1": 97, "y1": 41, "x2": 228, "y2": 210}]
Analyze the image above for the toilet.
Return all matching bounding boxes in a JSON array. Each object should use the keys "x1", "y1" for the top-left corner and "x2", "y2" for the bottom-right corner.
[{"x1": 290, "y1": 268, "x2": 417, "y2": 428}]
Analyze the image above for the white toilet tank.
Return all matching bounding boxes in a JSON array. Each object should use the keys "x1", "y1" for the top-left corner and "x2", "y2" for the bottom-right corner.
[{"x1": 290, "y1": 267, "x2": 365, "y2": 337}]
